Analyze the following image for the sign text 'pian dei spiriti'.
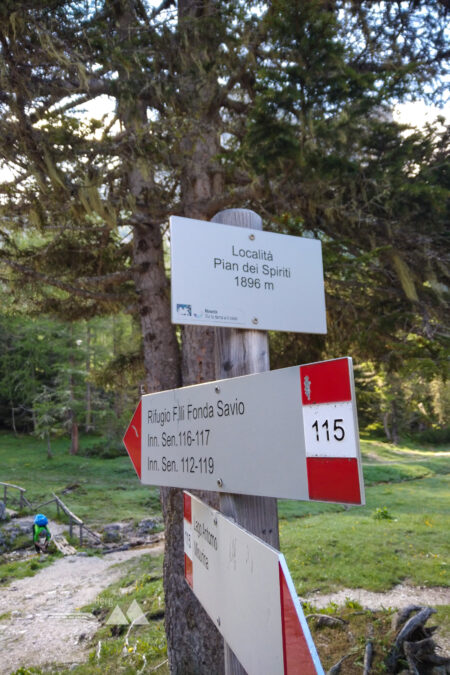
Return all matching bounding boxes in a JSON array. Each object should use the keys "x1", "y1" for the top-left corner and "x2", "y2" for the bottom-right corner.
[{"x1": 170, "y1": 216, "x2": 327, "y2": 333}]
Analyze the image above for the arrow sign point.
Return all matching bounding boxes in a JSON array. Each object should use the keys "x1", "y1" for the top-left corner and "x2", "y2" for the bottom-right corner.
[{"x1": 123, "y1": 400, "x2": 142, "y2": 478}]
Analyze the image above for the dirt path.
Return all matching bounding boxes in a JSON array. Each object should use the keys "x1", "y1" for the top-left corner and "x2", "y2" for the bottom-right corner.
[
  {"x1": 304, "y1": 584, "x2": 450, "y2": 611},
  {"x1": 0, "y1": 542, "x2": 163, "y2": 674}
]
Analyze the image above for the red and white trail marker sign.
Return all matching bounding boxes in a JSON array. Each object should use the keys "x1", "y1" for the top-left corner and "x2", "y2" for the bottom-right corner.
[
  {"x1": 300, "y1": 358, "x2": 363, "y2": 504},
  {"x1": 184, "y1": 491, "x2": 324, "y2": 675},
  {"x1": 123, "y1": 357, "x2": 364, "y2": 505}
]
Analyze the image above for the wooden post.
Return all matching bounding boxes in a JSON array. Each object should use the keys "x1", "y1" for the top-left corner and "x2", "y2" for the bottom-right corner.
[
  {"x1": 3, "y1": 485, "x2": 7, "y2": 505},
  {"x1": 79, "y1": 524, "x2": 83, "y2": 546},
  {"x1": 69, "y1": 516, "x2": 73, "y2": 539},
  {"x1": 212, "y1": 209, "x2": 280, "y2": 675}
]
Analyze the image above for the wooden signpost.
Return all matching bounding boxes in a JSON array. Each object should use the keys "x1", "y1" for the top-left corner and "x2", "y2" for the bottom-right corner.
[{"x1": 123, "y1": 208, "x2": 366, "y2": 675}]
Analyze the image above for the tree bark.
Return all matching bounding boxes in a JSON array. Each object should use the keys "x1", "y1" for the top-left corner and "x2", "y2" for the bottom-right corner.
[
  {"x1": 70, "y1": 420, "x2": 79, "y2": 456},
  {"x1": 85, "y1": 324, "x2": 92, "y2": 433},
  {"x1": 10, "y1": 401, "x2": 17, "y2": 435},
  {"x1": 46, "y1": 432, "x2": 53, "y2": 460},
  {"x1": 161, "y1": 3, "x2": 228, "y2": 670},
  {"x1": 116, "y1": 2, "x2": 226, "y2": 671}
]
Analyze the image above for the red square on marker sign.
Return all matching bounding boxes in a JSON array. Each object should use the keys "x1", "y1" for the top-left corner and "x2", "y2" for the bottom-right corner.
[{"x1": 300, "y1": 358, "x2": 351, "y2": 405}]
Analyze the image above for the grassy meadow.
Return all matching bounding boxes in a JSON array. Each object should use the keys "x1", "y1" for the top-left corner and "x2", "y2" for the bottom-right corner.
[
  {"x1": 0, "y1": 432, "x2": 161, "y2": 526},
  {"x1": 0, "y1": 432, "x2": 449, "y2": 673}
]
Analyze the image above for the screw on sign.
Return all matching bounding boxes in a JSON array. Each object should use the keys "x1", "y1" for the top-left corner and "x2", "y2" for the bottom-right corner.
[
  {"x1": 300, "y1": 357, "x2": 363, "y2": 504},
  {"x1": 184, "y1": 492, "x2": 325, "y2": 675}
]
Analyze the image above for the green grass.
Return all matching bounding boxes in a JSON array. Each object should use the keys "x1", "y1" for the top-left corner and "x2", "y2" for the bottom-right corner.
[
  {"x1": 60, "y1": 554, "x2": 169, "y2": 675},
  {"x1": 0, "y1": 432, "x2": 161, "y2": 527},
  {"x1": 280, "y1": 474, "x2": 450, "y2": 594},
  {"x1": 0, "y1": 552, "x2": 58, "y2": 586},
  {"x1": 2, "y1": 432, "x2": 449, "y2": 673}
]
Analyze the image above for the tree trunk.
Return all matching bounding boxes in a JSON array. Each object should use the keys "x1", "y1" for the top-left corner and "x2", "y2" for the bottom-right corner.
[
  {"x1": 115, "y1": 2, "x2": 225, "y2": 671},
  {"x1": 70, "y1": 420, "x2": 79, "y2": 455},
  {"x1": 160, "y1": 318, "x2": 225, "y2": 674},
  {"x1": 160, "y1": 3, "x2": 227, "y2": 670},
  {"x1": 69, "y1": 328, "x2": 79, "y2": 455},
  {"x1": 10, "y1": 401, "x2": 17, "y2": 435},
  {"x1": 383, "y1": 412, "x2": 391, "y2": 441},
  {"x1": 391, "y1": 400, "x2": 399, "y2": 445},
  {"x1": 46, "y1": 432, "x2": 53, "y2": 459},
  {"x1": 85, "y1": 324, "x2": 92, "y2": 432}
]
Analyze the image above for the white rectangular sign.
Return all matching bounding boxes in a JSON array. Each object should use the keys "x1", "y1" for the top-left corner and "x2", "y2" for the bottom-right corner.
[
  {"x1": 183, "y1": 492, "x2": 324, "y2": 675},
  {"x1": 170, "y1": 216, "x2": 327, "y2": 333},
  {"x1": 127, "y1": 358, "x2": 364, "y2": 504}
]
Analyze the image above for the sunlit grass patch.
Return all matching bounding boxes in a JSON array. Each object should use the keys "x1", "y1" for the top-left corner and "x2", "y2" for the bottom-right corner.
[
  {"x1": 60, "y1": 554, "x2": 169, "y2": 675},
  {"x1": 0, "y1": 552, "x2": 58, "y2": 586},
  {"x1": 0, "y1": 432, "x2": 161, "y2": 527},
  {"x1": 281, "y1": 475, "x2": 450, "y2": 594}
]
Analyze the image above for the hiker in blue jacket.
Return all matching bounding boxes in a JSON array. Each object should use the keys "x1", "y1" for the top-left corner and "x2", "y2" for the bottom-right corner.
[{"x1": 33, "y1": 514, "x2": 51, "y2": 553}]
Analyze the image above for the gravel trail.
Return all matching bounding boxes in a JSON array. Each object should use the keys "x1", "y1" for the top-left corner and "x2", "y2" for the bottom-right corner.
[{"x1": 0, "y1": 542, "x2": 163, "y2": 674}]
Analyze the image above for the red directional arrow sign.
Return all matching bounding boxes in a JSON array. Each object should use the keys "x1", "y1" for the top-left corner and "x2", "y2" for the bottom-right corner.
[
  {"x1": 123, "y1": 400, "x2": 142, "y2": 479},
  {"x1": 123, "y1": 357, "x2": 364, "y2": 505}
]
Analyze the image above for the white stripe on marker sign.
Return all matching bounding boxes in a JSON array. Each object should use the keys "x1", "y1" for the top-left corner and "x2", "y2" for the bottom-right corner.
[{"x1": 300, "y1": 358, "x2": 362, "y2": 504}]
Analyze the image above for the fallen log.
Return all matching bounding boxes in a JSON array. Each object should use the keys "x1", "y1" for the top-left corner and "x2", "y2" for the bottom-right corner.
[
  {"x1": 386, "y1": 607, "x2": 437, "y2": 672},
  {"x1": 326, "y1": 652, "x2": 353, "y2": 674},
  {"x1": 363, "y1": 640, "x2": 373, "y2": 675},
  {"x1": 305, "y1": 614, "x2": 348, "y2": 628},
  {"x1": 404, "y1": 638, "x2": 450, "y2": 669},
  {"x1": 392, "y1": 604, "x2": 423, "y2": 631},
  {"x1": 363, "y1": 624, "x2": 374, "y2": 675}
]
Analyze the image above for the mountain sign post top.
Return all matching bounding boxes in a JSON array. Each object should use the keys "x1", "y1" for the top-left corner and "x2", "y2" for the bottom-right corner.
[{"x1": 170, "y1": 215, "x2": 327, "y2": 334}]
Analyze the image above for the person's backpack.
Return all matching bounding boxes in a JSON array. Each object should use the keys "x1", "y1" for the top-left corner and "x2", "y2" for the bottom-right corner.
[{"x1": 34, "y1": 514, "x2": 48, "y2": 527}]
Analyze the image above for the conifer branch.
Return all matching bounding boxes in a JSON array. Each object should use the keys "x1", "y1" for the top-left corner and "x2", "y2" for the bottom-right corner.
[{"x1": 1, "y1": 258, "x2": 131, "y2": 302}]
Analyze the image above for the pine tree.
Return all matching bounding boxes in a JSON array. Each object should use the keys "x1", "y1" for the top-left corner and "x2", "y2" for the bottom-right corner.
[{"x1": 1, "y1": 1, "x2": 448, "y2": 670}]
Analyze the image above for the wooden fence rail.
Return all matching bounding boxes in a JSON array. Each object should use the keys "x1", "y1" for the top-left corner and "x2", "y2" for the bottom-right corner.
[
  {"x1": 0, "y1": 481, "x2": 32, "y2": 509},
  {"x1": 1, "y1": 482, "x2": 101, "y2": 546}
]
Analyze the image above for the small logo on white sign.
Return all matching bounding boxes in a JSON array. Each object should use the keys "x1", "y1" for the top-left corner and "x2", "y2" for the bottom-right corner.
[
  {"x1": 304, "y1": 375, "x2": 311, "y2": 401},
  {"x1": 177, "y1": 304, "x2": 192, "y2": 317}
]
